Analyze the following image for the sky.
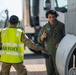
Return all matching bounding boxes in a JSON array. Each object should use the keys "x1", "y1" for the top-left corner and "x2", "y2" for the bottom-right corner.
[
  {"x1": 0, "y1": 0, "x2": 22, "y2": 20},
  {"x1": 0, "y1": 0, "x2": 67, "y2": 21}
]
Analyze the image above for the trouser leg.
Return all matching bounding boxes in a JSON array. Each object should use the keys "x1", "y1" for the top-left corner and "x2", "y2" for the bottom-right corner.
[
  {"x1": 1, "y1": 62, "x2": 11, "y2": 75},
  {"x1": 13, "y1": 62, "x2": 27, "y2": 75},
  {"x1": 45, "y1": 58, "x2": 59, "y2": 75},
  {"x1": 45, "y1": 58, "x2": 55, "y2": 75},
  {"x1": 0, "y1": 69, "x2": 2, "y2": 75}
]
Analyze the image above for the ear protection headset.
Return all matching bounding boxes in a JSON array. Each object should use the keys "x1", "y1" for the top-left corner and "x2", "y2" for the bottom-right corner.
[
  {"x1": 17, "y1": 21, "x2": 20, "y2": 26},
  {"x1": 8, "y1": 21, "x2": 20, "y2": 26},
  {"x1": 8, "y1": 15, "x2": 20, "y2": 26}
]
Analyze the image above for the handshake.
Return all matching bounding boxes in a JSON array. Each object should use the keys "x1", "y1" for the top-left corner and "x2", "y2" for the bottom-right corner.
[
  {"x1": 42, "y1": 53, "x2": 51, "y2": 59},
  {"x1": 41, "y1": 49, "x2": 51, "y2": 59},
  {"x1": 42, "y1": 53, "x2": 49, "y2": 58}
]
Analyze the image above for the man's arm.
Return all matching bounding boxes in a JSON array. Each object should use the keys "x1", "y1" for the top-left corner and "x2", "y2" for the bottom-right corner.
[
  {"x1": 62, "y1": 24, "x2": 65, "y2": 37},
  {"x1": 21, "y1": 32, "x2": 46, "y2": 53},
  {"x1": 55, "y1": 24, "x2": 65, "y2": 48}
]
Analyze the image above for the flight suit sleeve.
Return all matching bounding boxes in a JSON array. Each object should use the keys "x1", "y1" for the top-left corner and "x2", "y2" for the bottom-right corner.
[
  {"x1": 62, "y1": 24, "x2": 65, "y2": 37},
  {"x1": 21, "y1": 32, "x2": 44, "y2": 51},
  {"x1": 56, "y1": 23, "x2": 65, "y2": 44}
]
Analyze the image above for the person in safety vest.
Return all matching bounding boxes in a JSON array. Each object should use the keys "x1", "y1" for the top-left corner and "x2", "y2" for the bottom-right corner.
[{"x1": 0, "y1": 15, "x2": 46, "y2": 75}]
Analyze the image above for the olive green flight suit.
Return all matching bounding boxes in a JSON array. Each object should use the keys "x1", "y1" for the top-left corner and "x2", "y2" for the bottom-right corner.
[{"x1": 38, "y1": 19, "x2": 65, "y2": 75}]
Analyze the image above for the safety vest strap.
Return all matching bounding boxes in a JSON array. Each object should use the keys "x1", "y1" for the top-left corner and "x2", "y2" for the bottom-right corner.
[
  {"x1": 2, "y1": 28, "x2": 7, "y2": 36},
  {"x1": 0, "y1": 50, "x2": 2, "y2": 54}
]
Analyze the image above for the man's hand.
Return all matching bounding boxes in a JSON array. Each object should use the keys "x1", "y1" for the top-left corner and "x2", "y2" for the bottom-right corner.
[
  {"x1": 41, "y1": 30, "x2": 47, "y2": 41},
  {"x1": 41, "y1": 49, "x2": 47, "y2": 54},
  {"x1": 42, "y1": 53, "x2": 50, "y2": 59},
  {"x1": 55, "y1": 43, "x2": 59, "y2": 48}
]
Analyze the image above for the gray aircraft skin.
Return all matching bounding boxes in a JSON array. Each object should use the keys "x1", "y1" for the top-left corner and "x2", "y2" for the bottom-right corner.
[{"x1": 56, "y1": 0, "x2": 76, "y2": 75}]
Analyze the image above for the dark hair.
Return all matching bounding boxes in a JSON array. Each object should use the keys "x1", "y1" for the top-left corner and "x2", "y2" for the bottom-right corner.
[
  {"x1": 45, "y1": 10, "x2": 59, "y2": 18},
  {"x1": 9, "y1": 15, "x2": 19, "y2": 24}
]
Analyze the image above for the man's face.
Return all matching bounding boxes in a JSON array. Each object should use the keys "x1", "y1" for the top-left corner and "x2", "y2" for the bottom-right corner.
[{"x1": 47, "y1": 14, "x2": 56, "y2": 24}]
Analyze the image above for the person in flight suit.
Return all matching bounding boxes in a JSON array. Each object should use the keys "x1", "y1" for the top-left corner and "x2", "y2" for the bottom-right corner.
[
  {"x1": 38, "y1": 10, "x2": 65, "y2": 75},
  {"x1": 0, "y1": 15, "x2": 46, "y2": 75}
]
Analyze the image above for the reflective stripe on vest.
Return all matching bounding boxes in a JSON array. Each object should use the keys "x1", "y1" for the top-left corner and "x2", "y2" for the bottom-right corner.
[
  {"x1": 1, "y1": 28, "x2": 24, "y2": 63},
  {"x1": 1, "y1": 52, "x2": 23, "y2": 56},
  {"x1": 3, "y1": 42, "x2": 24, "y2": 47}
]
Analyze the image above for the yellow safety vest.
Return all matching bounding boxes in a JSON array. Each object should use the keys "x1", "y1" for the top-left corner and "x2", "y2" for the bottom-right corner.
[{"x1": 1, "y1": 28, "x2": 24, "y2": 63}]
